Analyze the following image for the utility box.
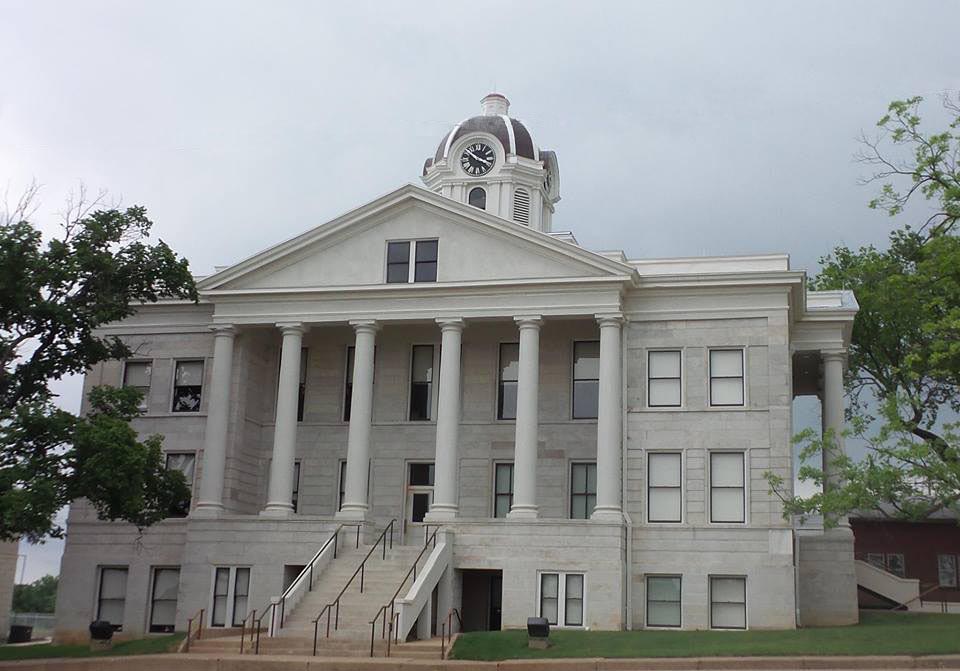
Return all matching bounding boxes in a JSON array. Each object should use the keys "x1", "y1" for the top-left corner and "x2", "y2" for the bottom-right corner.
[{"x1": 527, "y1": 617, "x2": 550, "y2": 649}]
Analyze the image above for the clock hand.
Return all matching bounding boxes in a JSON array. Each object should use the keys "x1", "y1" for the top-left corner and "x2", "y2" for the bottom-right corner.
[{"x1": 466, "y1": 149, "x2": 491, "y2": 166}]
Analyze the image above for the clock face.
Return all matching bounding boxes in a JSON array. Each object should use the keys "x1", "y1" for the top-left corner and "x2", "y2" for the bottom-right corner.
[{"x1": 460, "y1": 142, "x2": 495, "y2": 176}]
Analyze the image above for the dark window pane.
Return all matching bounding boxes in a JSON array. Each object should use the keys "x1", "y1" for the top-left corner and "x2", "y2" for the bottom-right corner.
[
  {"x1": 409, "y1": 463, "x2": 434, "y2": 486},
  {"x1": 387, "y1": 241, "x2": 410, "y2": 263},
  {"x1": 409, "y1": 382, "x2": 431, "y2": 420},
  {"x1": 414, "y1": 261, "x2": 437, "y2": 282},
  {"x1": 573, "y1": 380, "x2": 599, "y2": 419},
  {"x1": 468, "y1": 187, "x2": 486, "y2": 209},
  {"x1": 498, "y1": 382, "x2": 518, "y2": 420},
  {"x1": 387, "y1": 262, "x2": 409, "y2": 283},
  {"x1": 415, "y1": 240, "x2": 438, "y2": 263},
  {"x1": 411, "y1": 493, "x2": 430, "y2": 522}
]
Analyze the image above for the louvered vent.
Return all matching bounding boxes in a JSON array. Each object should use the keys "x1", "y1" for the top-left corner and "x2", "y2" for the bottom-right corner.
[{"x1": 513, "y1": 188, "x2": 531, "y2": 225}]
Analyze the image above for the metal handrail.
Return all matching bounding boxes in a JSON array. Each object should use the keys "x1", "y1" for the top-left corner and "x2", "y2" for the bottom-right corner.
[
  {"x1": 369, "y1": 526, "x2": 439, "y2": 657},
  {"x1": 311, "y1": 519, "x2": 397, "y2": 655},
  {"x1": 182, "y1": 608, "x2": 205, "y2": 652},
  {"x1": 440, "y1": 607, "x2": 462, "y2": 659},
  {"x1": 239, "y1": 608, "x2": 256, "y2": 654}
]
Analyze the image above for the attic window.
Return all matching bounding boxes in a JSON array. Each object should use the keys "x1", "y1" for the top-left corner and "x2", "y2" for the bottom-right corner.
[
  {"x1": 513, "y1": 187, "x2": 530, "y2": 225},
  {"x1": 468, "y1": 187, "x2": 486, "y2": 210},
  {"x1": 386, "y1": 240, "x2": 438, "y2": 284}
]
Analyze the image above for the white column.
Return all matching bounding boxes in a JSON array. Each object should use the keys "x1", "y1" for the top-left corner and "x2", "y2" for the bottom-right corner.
[
  {"x1": 426, "y1": 318, "x2": 465, "y2": 521},
  {"x1": 194, "y1": 325, "x2": 236, "y2": 517},
  {"x1": 262, "y1": 322, "x2": 305, "y2": 516},
  {"x1": 821, "y1": 350, "x2": 847, "y2": 493},
  {"x1": 508, "y1": 316, "x2": 542, "y2": 519},
  {"x1": 337, "y1": 320, "x2": 378, "y2": 520},
  {"x1": 592, "y1": 314, "x2": 624, "y2": 521}
]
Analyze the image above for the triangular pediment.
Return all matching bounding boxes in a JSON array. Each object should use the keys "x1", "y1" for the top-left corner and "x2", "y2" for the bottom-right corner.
[{"x1": 198, "y1": 185, "x2": 635, "y2": 293}]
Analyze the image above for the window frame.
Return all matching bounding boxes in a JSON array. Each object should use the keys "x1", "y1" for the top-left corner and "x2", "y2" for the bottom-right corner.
[
  {"x1": 171, "y1": 359, "x2": 205, "y2": 413},
  {"x1": 148, "y1": 566, "x2": 180, "y2": 634},
  {"x1": 938, "y1": 554, "x2": 958, "y2": 588},
  {"x1": 708, "y1": 348, "x2": 746, "y2": 407},
  {"x1": 536, "y1": 571, "x2": 587, "y2": 628},
  {"x1": 497, "y1": 342, "x2": 520, "y2": 421},
  {"x1": 646, "y1": 349, "x2": 682, "y2": 409},
  {"x1": 645, "y1": 575, "x2": 682, "y2": 628},
  {"x1": 209, "y1": 565, "x2": 252, "y2": 628},
  {"x1": 164, "y1": 452, "x2": 197, "y2": 517},
  {"x1": 886, "y1": 553, "x2": 906, "y2": 578},
  {"x1": 709, "y1": 451, "x2": 746, "y2": 524},
  {"x1": 408, "y1": 344, "x2": 439, "y2": 422},
  {"x1": 95, "y1": 566, "x2": 129, "y2": 632},
  {"x1": 468, "y1": 186, "x2": 487, "y2": 210},
  {"x1": 343, "y1": 345, "x2": 354, "y2": 422},
  {"x1": 647, "y1": 452, "x2": 683, "y2": 524},
  {"x1": 571, "y1": 340, "x2": 600, "y2": 420},
  {"x1": 121, "y1": 359, "x2": 153, "y2": 410},
  {"x1": 709, "y1": 575, "x2": 747, "y2": 630},
  {"x1": 292, "y1": 460, "x2": 301, "y2": 514},
  {"x1": 385, "y1": 239, "x2": 439, "y2": 284},
  {"x1": 569, "y1": 461, "x2": 597, "y2": 520},
  {"x1": 492, "y1": 461, "x2": 514, "y2": 518}
]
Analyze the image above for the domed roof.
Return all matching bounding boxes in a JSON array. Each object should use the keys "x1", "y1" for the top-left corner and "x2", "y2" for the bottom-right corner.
[{"x1": 424, "y1": 94, "x2": 539, "y2": 174}]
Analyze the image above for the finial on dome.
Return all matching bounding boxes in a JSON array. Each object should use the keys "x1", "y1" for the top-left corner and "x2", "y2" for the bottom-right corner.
[{"x1": 480, "y1": 92, "x2": 510, "y2": 116}]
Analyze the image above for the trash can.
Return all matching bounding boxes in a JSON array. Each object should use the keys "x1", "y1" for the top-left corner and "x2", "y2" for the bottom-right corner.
[
  {"x1": 7, "y1": 624, "x2": 32, "y2": 644},
  {"x1": 526, "y1": 616, "x2": 550, "y2": 649},
  {"x1": 89, "y1": 620, "x2": 114, "y2": 651}
]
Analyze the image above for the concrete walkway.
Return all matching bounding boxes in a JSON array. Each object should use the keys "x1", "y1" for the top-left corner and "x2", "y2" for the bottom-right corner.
[{"x1": 2, "y1": 654, "x2": 960, "y2": 671}]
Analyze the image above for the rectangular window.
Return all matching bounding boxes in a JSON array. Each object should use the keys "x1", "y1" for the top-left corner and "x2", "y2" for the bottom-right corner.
[
  {"x1": 211, "y1": 566, "x2": 251, "y2": 627},
  {"x1": 409, "y1": 345, "x2": 434, "y2": 421},
  {"x1": 648, "y1": 351, "x2": 681, "y2": 407},
  {"x1": 298, "y1": 348, "x2": 307, "y2": 422},
  {"x1": 539, "y1": 572, "x2": 586, "y2": 627},
  {"x1": 497, "y1": 343, "x2": 519, "y2": 420},
  {"x1": 165, "y1": 452, "x2": 196, "y2": 517},
  {"x1": 232, "y1": 568, "x2": 250, "y2": 626},
  {"x1": 172, "y1": 360, "x2": 204, "y2": 412},
  {"x1": 709, "y1": 349, "x2": 744, "y2": 406},
  {"x1": 710, "y1": 452, "x2": 745, "y2": 523},
  {"x1": 570, "y1": 462, "x2": 597, "y2": 519},
  {"x1": 646, "y1": 576, "x2": 681, "y2": 627},
  {"x1": 572, "y1": 341, "x2": 600, "y2": 419},
  {"x1": 149, "y1": 568, "x2": 180, "y2": 633},
  {"x1": 493, "y1": 463, "x2": 514, "y2": 518},
  {"x1": 123, "y1": 361, "x2": 152, "y2": 409},
  {"x1": 938, "y1": 555, "x2": 957, "y2": 588},
  {"x1": 338, "y1": 460, "x2": 347, "y2": 511},
  {"x1": 648, "y1": 453, "x2": 682, "y2": 523},
  {"x1": 886, "y1": 553, "x2": 906, "y2": 578},
  {"x1": 386, "y1": 240, "x2": 438, "y2": 283},
  {"x1": 211, "y1": 567, "x2": 230, "y2": 627},
  {"x1": 97, "y1": 567, "x2": 128, "y2": 631},
  {"x1": 710, "y1": 576, "x2": 746, "y2": 629},
  {"x1": 343, "y1": 346, "x2": 354, "y2": 421},
  {"x1": 866, "y1": 553, "x2": 885, "y2": 569},
  {"x1": 292, "y1": 461, "x2": 301, "y2": 514}
]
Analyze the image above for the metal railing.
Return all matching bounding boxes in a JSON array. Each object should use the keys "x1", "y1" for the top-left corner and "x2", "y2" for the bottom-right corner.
[
  {"x1": 440, "y1": 607, "x2": 463, "y2": 660},
  {"x1": 182, "y1": 608, "x2": 205, "y2": 652},
  {"x1": 368, "y1": 526, "x2": 439, "y2": 657},
  {"x1": 311, "y1": 519, "x2": 397, "y2": 656},
  {"x1": 238, "y1": 608, "x2": 258, "y2": 654}
]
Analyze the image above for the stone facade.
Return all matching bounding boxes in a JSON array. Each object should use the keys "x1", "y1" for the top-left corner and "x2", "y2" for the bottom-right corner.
[
  {"x1": 53, "y1": 94, "x2": 859, "y2": 643},
  {"x1": 0, "y1": 540, "x2": 17, "y2": 640}
]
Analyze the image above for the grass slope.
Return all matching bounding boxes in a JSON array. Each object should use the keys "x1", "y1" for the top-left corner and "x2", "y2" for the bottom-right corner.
[
  {"x1": 0, "y1": 633, "x2": 184, "y2": 660},
  {"x1": 450, "y1": 612, "x2": 960, "y2": 661}
]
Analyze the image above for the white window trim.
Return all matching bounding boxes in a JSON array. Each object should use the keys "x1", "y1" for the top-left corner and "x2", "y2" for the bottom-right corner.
[
  {"x1": 707, "y1": 347, "x2": 748, "y2": 408},
  {"x1": 495, "y1": 341, "x2": 520, "y2": 422},
  {"x1": 407, "y1": 343, "x2": 441, "y2": 422},
  {"x1": 568, "y1": 460, "x2": 597, "y2": 520},
  {"x1": 121, "y1": 359, "x2": 153, "y2": 411},
  {"x1": 646, "y1": 348, "x2": 685, "y2": 410},
  {"x1": 645, "y1": 574, "x2": 682, "y2": 629},
  {"x1": 707, "y1": 450, "x2": 749, "y2": 525},
  {"x1": 535, "y1": 570, "x2": 587, "y2": 628},
  {"x1": 147, "y1": 566, "x2": 180, "y2": 634},
  {"x1": 709, "y1": 574, "x2": 748, "y2": 630},
  {"x1": 491, "y1": 460, "x2": 514, "y2": 518},
  {"x1": 385, "y1": 238, "x2": 439, "y2": 284},
  {"x1": 208, "y1": 566, "x2": 252, "y2": 628},
  {"x1": 646, "y1": 451, "x2": 684, "y2": 525},
  {"x1": 94, "y1": 565, "x2": 128, "y2": 632},
  {"x1": 170, "y1": 358, "x2": 206, "y2": 414}
]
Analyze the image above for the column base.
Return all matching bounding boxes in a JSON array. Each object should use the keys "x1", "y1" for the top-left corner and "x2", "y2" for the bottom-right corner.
[
  {"x1": 590, "y1": 506, "x2": 624, "y2": 522},
  {"x1": 507, "y1": 505, "x2": 539, "y2": 520},
  {"x1": 191, "y1": 502, "x2": 225, "y2": 518},
  {"x1": 424, "y1": 504, "x2": 458, "y2": 522},
  {"x1": 335, "y1": 504, "x2": 369, "y2": 521},
  {"x1": 259, "y1": 502, "x2": 295, "y2": 518}
]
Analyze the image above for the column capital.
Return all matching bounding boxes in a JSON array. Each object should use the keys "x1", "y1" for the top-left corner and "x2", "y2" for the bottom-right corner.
[
  {"x1": 348, "y1": 319, "x2": 380, "y2": 334},
  {"x1": 821, "y1": 349, "x2": 848, "y2": 364},
  {"x1": 435, "y1": 317, "x2": 466, "y2": 332},
  {"x1": 276, "y1": 321, "x2": 306, "y2": 335},
  {"x1": 514, "y1": 315, "x2": 543, "y2": 329},
  {"x1": 595, "y1": 312, "x2": 625, "y2": 327},
  {"x1": 209, "y1": 324, "x2": 236, "y2": 337}
]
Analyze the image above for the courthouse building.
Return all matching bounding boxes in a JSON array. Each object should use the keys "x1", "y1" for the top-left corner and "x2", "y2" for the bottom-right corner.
[{"x1": 54, "y1": 94, "x2": 860, "y2": 644}]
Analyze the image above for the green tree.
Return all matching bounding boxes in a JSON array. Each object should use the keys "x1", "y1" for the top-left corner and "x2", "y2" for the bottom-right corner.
[
  {"x1": 1, "y1": 187, "x2": 197, "y2": 542},
  {"x1": 12, "y1": 575, "x2": 58, "y2": 613},
  {"x1": 768, "y1": 95, "x2": 960, "y2": 524}
]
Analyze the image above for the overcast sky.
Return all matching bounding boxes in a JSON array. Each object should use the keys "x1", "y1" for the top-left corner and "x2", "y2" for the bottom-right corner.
[{"x1": 2, "y1": 0, "x2": 957, "y2": 582}]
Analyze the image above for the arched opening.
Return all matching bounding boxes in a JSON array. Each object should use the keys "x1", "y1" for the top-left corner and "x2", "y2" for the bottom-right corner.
[{"x1": 468, "y1": 186, "x2": 487, "y2": 210}]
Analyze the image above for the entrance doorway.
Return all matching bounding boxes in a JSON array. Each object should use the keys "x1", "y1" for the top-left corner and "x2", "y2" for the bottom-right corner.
[
  {"x1": 460, "y1": 570, "x2": 503, "y2": 631},
  {"x1": 404, "y1": 462, "x2": 434, "y2": 543}
]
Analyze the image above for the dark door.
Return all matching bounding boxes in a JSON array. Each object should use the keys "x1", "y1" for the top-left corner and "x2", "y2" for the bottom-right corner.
[{"x1": 489, "y1": 574, "x2": 502, "y2": 630}]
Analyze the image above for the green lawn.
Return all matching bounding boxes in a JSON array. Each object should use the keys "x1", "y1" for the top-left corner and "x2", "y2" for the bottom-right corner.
[
  {"x1": 450, "y1": 612, "x2": 960, "y2": 660},
  {"x1": 0, "y1": 633, "x2": 184, "y2": 661}
]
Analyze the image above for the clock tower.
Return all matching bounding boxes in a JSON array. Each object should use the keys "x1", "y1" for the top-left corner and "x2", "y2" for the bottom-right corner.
[{"x1": 422, "y1": 93, "x2": 560, "y2": 233}]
